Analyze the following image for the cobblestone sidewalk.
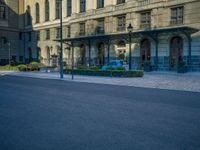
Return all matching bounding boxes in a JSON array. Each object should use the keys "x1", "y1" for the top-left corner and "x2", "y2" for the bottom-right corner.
[{"x1": 1, "y1": 71, "x2": 200, "y2": 92}]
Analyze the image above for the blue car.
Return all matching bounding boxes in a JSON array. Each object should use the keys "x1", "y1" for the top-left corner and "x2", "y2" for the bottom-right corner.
[{"x1": 102, "y1": 60, "x2": 128, "y2": 70}]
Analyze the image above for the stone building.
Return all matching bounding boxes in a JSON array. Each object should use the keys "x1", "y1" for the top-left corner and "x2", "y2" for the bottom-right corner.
[
  {"x1": 0, "y1": 0, "x2": 25, "y2": 65},
  {"x1": 1, "y1": 0, "x2": 200, "y2": 71}
]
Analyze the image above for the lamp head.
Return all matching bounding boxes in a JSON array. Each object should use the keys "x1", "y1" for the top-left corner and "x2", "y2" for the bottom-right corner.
[{"x1": 127, "y1": 23, "x2": 133, "y2": 33}]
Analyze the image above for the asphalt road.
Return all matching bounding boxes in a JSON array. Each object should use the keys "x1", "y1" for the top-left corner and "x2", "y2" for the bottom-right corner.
[{"x1": 0, "y1": 76, "x2": 200, "y2": 150}]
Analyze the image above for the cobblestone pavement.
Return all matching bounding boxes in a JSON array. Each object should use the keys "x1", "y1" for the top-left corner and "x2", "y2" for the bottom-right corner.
[{"x1": 1, "y1": 71, "x2": 200, "y2": 92}]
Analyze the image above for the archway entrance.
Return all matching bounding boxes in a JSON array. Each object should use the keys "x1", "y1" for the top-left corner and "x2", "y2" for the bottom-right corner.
[
  {"x1": 80, "y1": 44, "x2": 86, "y2": 65},
  {"x1": 141, "y1": 39, "x2": 151, "y2": 67},
  {"x1": 170, "y1": 37, "x2": 183, "y2": 70},
  {"x1": 97, "y1": 42, "x2": 105, "y2": 66}
]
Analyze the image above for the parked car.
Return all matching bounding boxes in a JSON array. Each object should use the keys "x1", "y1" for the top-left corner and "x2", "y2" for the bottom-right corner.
[{"x1": 102, "y1": 60, "x2": 129, "y2": 71}]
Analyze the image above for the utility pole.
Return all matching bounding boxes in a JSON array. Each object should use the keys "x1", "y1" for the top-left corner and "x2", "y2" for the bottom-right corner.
[{"x1": 60, "y1": 0, "x2": 64, "y2": 79}]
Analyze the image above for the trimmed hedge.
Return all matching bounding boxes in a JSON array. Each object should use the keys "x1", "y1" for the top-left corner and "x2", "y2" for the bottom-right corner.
[
  {"x1": 65, "y1": 69, "x2": 144, "y2": 77},
  {"x1": 0, "y1": 65, "x2": 18, "y2": 71},
  {"x1": 0, "y1": 62, "x2": 42, "y2": 72}
]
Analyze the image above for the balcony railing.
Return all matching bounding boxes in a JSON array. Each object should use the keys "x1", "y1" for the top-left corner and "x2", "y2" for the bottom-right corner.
[
  {"x1": 96, "y1": 27, "x2": 105, "y2": 35},
  {"x1": 137, "y1": 0, "x2": 165, "y2": 7},
  {"x1": 140, "y1": 23, "x2": 151, "y2": 30},
  {"x1": 137, "y1": 0, "x2": 150, "y2": 6},
  {"x1": 117, "y1": 26, "x2": 126, "y2": 32},
  {"x1": 79, "y1": 32, "x2": 85, "y2": 36},
  {"x1": 170, "y1": 20, "x2": 183, "y2": 26}
]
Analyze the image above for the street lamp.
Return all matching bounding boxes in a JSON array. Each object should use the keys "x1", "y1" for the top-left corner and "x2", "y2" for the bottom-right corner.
[
  {"x1": 59, "y1": 0, "x2": 64, "y2": 79},
  {"x1": 127, "y1": 23, "x2": 133, "y2": 70},
  {"x1": 7, "y1": 42, "x2": 11, "y2": 65}
]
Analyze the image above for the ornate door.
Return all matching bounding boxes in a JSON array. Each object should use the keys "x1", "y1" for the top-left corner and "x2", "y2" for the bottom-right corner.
[
  {"x1": 98, "y1": 43, "x2": 105, "y2": 66},
  {"x1": 170, "y1": 37, "x2": 183, "y2": 70},
  {"x1": 141, "y1": 39, "x2": 151, "y2": 67}
]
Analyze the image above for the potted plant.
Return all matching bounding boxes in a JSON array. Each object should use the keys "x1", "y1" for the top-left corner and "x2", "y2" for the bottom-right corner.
[{"x1": 178, "y1": 61, "x2": 187, "y2": 73}]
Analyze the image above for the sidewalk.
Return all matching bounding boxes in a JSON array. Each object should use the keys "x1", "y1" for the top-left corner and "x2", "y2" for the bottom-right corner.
[{"x1": 1, "y1": 71, "x2": 200, "y2": 92}]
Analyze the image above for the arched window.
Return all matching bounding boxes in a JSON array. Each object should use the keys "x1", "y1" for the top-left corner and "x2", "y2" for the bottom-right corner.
[
  {"x1": 97, "y1": 42, "x2": 105, "y2": 66},
  {"x1": 45, "y1": 0, "x2": 49, "y2": 21},
  {"x1": 0, "y1": 37, "x2": 7, "y2": 45},
  {"x1": 0, "y1": 0, "x2": 6, "y2": 19},
  {"x1": 170, "y1": 36, "x2": 183, "y2": 69},
  {"x1": 0, "y1": 37, "x2": 7, "y2": 48},
  {"x1": 26, "y1": 5, "x2": 31, "y2": 26},
  {"x1": 141, "y1": 39, "x2": 151, "y2": 66},
  {"x1": 80, "y1": 44, "x2": 86, "y2": 65},
  {"x1": 28, "y1": 47, "x2": 32, "y2": 62},
  {"x1": 55, "y1": 0, "x2": 60, "y2": 19},
  {"x1": 35, "y1": 3, "x2": 40, "y2": 23}
]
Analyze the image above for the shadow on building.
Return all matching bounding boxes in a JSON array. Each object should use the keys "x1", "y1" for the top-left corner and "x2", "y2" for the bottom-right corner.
[{"x1": 0, "y1": 0, "x2": 38, "y2": 66}]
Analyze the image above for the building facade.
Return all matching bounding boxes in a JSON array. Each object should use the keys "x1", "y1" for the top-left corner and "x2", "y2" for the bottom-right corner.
[{"x1": 0, "y1": 0, "x2": 200, "y2": 71}]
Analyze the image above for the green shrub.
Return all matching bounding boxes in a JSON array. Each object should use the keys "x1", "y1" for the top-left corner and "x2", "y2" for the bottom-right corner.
[
  {"x1": 77, "y1": 65, "x2": 88, "y2": 70},
  {"x1": 90, "y1": 66, "x2": 100, "y2": 70},
  {"x1": 17, "y1": 64, "x2": 27, "y2": 71},
  {"x1": 28, "y1": 62, "x2": 40, "y2": 71},
  {"x1": 64, "y1": 69, "x2": 144, "y2": 77},
  {"x1": 106, "y1": 66, "x2": 115, "y2": 71},
  {"x1": 115, "y1": 66, "x2": 125, "y2": 71}
]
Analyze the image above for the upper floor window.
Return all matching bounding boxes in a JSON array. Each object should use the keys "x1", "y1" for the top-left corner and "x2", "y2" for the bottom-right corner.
[
  {"x1": 35, "y1": 3, "x2": 40, "y2": 23},
  {"x1": 28, "y1": 32, "x2": 32, "y2": 41},
  {"x1": 67, "y1": 26, "x2": 71, "y2": 37},
  {"x1": 171, "y1": 7, "x2": 184, "y2": 25},
  {"x1": 97, "y1": 0, "x2": 104, "y2": 9},
  {"x1": 67, "y1": 0, "x2": 72, "y2": 17},
  {"x1": 117, "y1": 0, "x2": 125, "y2": 5},
  {"x1": 55, "y1": 28, "x2": 60, "y2": 38},
  {"x1": 80, "y1": 0, "x2": 86, "y2": 13},
  {"x1": 46, "y1": 29, "x2": 50, "y2": 40},
  {"x1": 79, "y1": 23, "x2": 85, "y2": 36},
  {"x1": 0, "y1": 1, "x2": 6, "y2": 20},
  {"x1": 55, "y1": 0, "x2": 60, "y2": 19},
  {"x1": 45, "y1": 0, "x2": 50, "y2": 21},
  {"x1": 36, "y1": 31, "x2": 40, "y2": 41},
  {"x1": 117, "y1": 15, "x2": 126, "y2": 32},
  {"x1": 26, "y1": 6, "x2": 31, "y2": 26},
  {"x1": 96, "y1": 19, "x2": 104, "y2": 34},
  {"x1": 140, "y1": 11, "x2": 151, "y2": 29}
]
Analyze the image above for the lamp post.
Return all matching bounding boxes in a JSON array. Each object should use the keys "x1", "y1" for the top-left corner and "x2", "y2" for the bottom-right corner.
[
  {"x1": 7, "y1": 42, "x2": 11, "y2": 65},
  {"x1": 59, "y1": 0, "x2": 64, "y2": 79},
  {"x1": 127, "y1": 23, "x2": 133, "y2": 70}
]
